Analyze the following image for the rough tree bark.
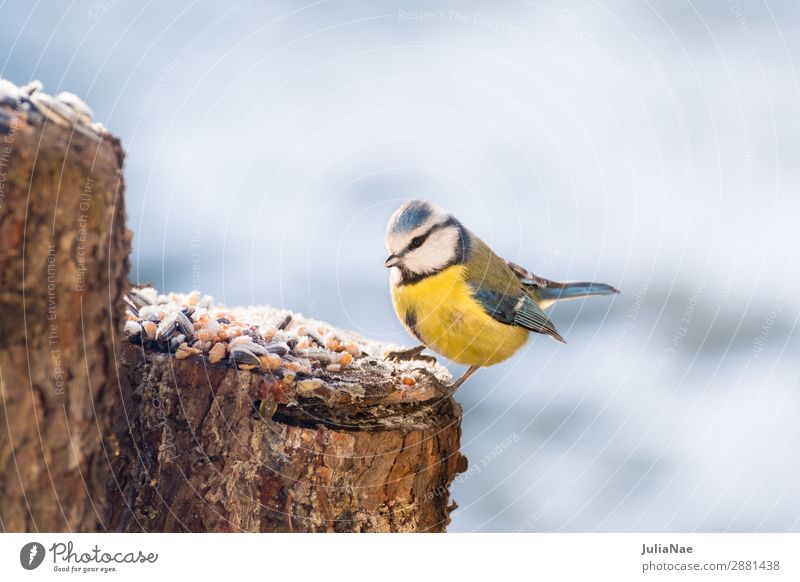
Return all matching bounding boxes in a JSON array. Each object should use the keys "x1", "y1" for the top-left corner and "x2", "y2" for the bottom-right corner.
[
  {"x1": 0, "y1": 82, "x2": 130, "y2": 532},
  {"x1": 107, "y1": 342, "x2": 465, "y2": 532},
  {"x1": 0, "y1": 81, "x2": 466, "y2": 533}
]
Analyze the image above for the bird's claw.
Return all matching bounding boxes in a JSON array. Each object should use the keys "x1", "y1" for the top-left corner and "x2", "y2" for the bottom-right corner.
[{"x1": 384, "y1": 345, "x2": 437, "y2": 365}]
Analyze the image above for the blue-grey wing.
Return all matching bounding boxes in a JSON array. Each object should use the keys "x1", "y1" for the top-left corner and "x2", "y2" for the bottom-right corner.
[{"x1": 471, "y1": 287, "x2": 565, "y2": 343}]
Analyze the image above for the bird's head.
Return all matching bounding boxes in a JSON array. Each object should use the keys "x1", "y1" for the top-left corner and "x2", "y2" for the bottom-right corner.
[{"x1": 384, "y1": 199, "x2": 469, "y2": 278}]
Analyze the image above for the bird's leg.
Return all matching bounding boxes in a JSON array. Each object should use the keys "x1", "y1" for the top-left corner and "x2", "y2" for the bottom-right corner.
[
  {"x1": 446, "y1": 365, "x2": 480, "y2": 394},
  {"x1": 384, "y1": 344, "x2": 437, "y2": 365}
]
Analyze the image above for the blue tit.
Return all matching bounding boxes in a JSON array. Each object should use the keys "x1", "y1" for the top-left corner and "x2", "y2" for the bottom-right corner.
[{"x1": 384, "y1": 199, "x2": 619, "y2": 391}]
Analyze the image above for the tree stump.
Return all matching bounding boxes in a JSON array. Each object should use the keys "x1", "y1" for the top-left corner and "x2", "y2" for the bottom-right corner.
[
  {"x1": 0, "y1": 79, "x2": 466, "y2": 533},
  {"x1": 0, "y1": 80, "x2": 130, "y2": 532},
  {"x1": 108, "y1": 297, "x2": 466, "y2": 532}
]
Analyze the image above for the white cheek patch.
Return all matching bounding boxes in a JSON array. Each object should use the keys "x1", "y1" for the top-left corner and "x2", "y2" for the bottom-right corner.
[{"x1": 402, "y1": 227, "x2": 459, "y2": 274}]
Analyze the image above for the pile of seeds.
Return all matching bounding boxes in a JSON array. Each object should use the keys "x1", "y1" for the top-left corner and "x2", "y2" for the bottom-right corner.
[
  {"x1": 123, "y1": 288, "x2": 371, "y2": 382},
  {"x1": 0, "y1": 78, "x2": 105, "y2": 137}
]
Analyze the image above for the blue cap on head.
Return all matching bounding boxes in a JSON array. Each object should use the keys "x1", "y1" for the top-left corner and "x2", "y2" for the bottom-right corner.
[{"x1": 392, "y1": 199, "x2": 432, "y2": 232}]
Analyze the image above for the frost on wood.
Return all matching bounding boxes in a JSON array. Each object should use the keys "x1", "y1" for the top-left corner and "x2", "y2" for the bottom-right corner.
[
  {"x1": 0, "y1": 78, "x2": 105, "y2": 138},
  {"x1": 109, "y1": 290, "x2": 467, "y2": 532}
]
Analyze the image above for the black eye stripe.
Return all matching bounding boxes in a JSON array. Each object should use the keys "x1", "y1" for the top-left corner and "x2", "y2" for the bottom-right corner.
[
  {"x1": 400, "y1": 218, "x2": 461, "y2": 255},
  {"x1": 403, "y1": 223, "x2": 441, "y2": 253}
]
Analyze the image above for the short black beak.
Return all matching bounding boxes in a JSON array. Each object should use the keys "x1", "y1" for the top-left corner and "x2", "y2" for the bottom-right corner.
[{"x1": 384, "y1": 254, "x2": 400, "y2": 268}]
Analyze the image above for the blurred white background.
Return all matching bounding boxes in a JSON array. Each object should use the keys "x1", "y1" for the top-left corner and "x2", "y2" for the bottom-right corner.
[{"x1": 2, "y1": 0, "x2": 799, "y2": 531}]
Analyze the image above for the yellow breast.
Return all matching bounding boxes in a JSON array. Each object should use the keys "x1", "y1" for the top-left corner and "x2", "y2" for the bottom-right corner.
[{"x1": 390, "y1": 265, "x2": 529, "y2": 367}]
